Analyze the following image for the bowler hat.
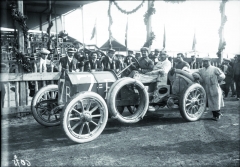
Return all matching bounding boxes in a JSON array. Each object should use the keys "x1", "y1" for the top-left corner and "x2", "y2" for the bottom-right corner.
[{"x1": 40, "y1": 48, "x2": 50, "y2": 54}]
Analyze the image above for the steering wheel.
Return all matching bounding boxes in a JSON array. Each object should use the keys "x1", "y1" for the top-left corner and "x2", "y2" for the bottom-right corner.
[{"x1": 117, "y1": 56, "x2": 140, "y2": 77}]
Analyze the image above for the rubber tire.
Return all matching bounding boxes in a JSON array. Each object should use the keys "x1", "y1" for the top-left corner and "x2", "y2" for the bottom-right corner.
[
  {"x1": 179, "y1": 83, "x2": 206, "y2": 122},
  {"x1": 31, "y1": 84, "x2": 59, "y2": 126},
  {"x1": 61, "y1": 91, "x2": 108, "y2": 143},
  {"x1": 107, "y1": 77, "x2": 149, "y2": 123}
]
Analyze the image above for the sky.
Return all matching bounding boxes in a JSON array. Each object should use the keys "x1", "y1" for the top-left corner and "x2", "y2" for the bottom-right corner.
[{"x1": 64, "y1": 0, "x2": 240, "y2": 58}]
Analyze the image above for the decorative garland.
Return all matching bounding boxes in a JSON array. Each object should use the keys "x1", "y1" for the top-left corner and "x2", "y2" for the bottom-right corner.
[
  {"x1": 108, "y1": 1, "x2": 113, "y2": 48},
  {"x1": 217, "y1": 0, "x2": 228, "y2": 58},
  {"x1": 143, "y1": 0, "x2": 156, "y2": 25},
  {"x1": 112, "y1": 0, "x2": 145, "y2": 15},
  {"x1": 143, "y1": 32, "x2": 156, "y2": 47},
  {"x1": 8, "y1": 2, "x2": 32, "y2": 72},
  {"x1": 163, "y1": 0, "x2": 186, "y2": 3}
]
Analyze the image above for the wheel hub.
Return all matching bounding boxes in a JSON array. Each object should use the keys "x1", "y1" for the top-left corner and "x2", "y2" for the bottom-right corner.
[{"x1": 83, "y1": 112, "x2": 92, "y2": 122}]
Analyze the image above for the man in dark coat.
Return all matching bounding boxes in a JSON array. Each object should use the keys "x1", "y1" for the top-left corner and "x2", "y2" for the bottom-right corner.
[
  {"x1": 189, "y1": 55, "x2": 197, "y2": 69},
  {"x1": 232, "y1": 54, "x2": 240, "y2": 100},
  {"x1": 59, "y1": 48, "x2": 78, "y2": 72},
  {"x1": 150, "y1": 49, "x2": 160, "y2": 65},
  {"x1": 101, "y1": 49, "x2": 121, "y2": 72},
  {"x1": 175, "y1": 53, "x2": 190, "y2": 70},
  {"x1": 220, "y1": 58, "x2": 233, "y2": 98},
  {"x1": 84, "y1": 52, "x2": 102, "y2": 71},
  {"x1": 73, "y1": 41, "x2": 85, "y2": 71}
]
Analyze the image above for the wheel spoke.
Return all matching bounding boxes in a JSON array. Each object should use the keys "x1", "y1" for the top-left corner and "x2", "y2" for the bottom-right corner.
[
  {"x1": 86, "y1": 99, "x2": 92, "y2": 111},
  {"x1": 55, "y1": 114, "x2": 58, "y2": 120},
  {"x1": 89, "y1": 105, "x2": 99, "y2": 114},
  {"x1": 92, "y1": 114, "x2": 101, "y2": 118},
  {"x1": 40, "y1": 110, "x2": 47, "y2": 116},
  {"x1": 72, "y1": 120, "x2": 82, "y2": 131},
  {"x1": 186, "y1": 102, "x2": 192, "y2": 107},
  {"x1": 47, "y1": 92, "x2": 51, "y2": 99},
  {"x1": 69, "y1": 117, "x2": 80, "y2": 121},
  {"x1": 72, "y1": 108, "x2": 82, "y2": 115},
  {"x1": 79, "y1": 122, "x2": 85, "y2": 135},
  {"x1": 127, "y1": 106, "x2": 134, "y2": 114},
  {"x1": 86, "y1": 122, "x2": 91, "y2": 134},
  {"x1": 90, "y1": 120, "x2": 98, "y2": 126},
  {"x1": 47, "y1": 114, "x2": 51, "y2": 121}
]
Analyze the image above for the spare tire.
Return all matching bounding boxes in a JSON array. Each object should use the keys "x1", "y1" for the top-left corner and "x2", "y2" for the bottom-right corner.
[{"x1": 107, "y1": 78, "x2": 149, "y2": 123}]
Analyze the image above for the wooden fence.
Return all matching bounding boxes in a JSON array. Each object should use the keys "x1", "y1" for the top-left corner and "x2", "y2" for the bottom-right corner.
[{"x1": 0, "y1": 60, "x2": 60, "y2": 116}]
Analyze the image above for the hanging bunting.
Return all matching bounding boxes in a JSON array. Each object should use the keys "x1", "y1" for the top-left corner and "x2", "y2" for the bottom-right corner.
[{"x1": 112, "y1": 0, "x2": 145, "y2": 15}]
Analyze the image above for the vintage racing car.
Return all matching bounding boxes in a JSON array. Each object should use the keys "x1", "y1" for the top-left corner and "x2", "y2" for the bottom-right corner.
[{"x1": 31, "y1": 58, "x2": 206, "y2": 143}]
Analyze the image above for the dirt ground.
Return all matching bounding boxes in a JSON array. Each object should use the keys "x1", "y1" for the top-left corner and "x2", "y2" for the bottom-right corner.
[{"x1": 1, "y1": 97, "x2": 240, "y2": 167}]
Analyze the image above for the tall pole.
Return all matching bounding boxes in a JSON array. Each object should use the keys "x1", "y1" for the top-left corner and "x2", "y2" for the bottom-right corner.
[
  {"x1": 17, "y1": 0, "x2": 27, "y2": 109},
  {"x1": 80, "y1": 5, "x2": 85, "y2": 57},
  {"x1": 95, "y1": 18, "x2": 97, "y2": 47},
  {"x1": 146, "y1": 1, "x2": 153, "y2": 51}
]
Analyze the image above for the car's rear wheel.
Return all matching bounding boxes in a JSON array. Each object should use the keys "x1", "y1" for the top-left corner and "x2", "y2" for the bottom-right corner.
[
  {"x1": 179, "y1": 83, "x2": 206, "y2": 121},
  {"x1": 31, "y1": 84, "x2": 60, "y2": 126}
]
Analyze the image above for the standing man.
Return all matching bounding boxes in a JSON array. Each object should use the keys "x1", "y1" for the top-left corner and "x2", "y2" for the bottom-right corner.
[
  {"x1": 175, "y1": 53, "x2": 190, "y2": 70},
  {"x1": 101, "y1": 48, "x2": 121, "y2": 72},
  {"x1": 193, "y1": 57, "x2": 225, "y2": 121},
  {"x1": 232, "y1": 54, "x2": 240, "y2": 100},
  {"x1": 59, "y1": 48, "x2": 77, "y2": 72},
  {"x1": 73, "y1": 41, "x2": 85, "y2": 71},
  {"x1": 189, "y1": 55, "x2": 197, "y2": 69},
  {"x1": 84, "y1": 52, "x2": 102, "y2": 71},
  {"x1": 220, "y1": 58, "x2": 233, "y2": 99},
  {"x1": 37, "y1": 48, "x2": 50, "y2": 72}
]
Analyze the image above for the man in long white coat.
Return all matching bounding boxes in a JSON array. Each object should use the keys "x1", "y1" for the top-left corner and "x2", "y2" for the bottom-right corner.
[{"x1": 193, "y1": 57, "x2": 225, "y2": 121}]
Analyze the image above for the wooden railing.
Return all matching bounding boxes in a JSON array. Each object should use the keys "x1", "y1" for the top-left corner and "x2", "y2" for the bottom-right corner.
[{"x1": 0, "y1": 60, "x2": 60, "y2": 116}]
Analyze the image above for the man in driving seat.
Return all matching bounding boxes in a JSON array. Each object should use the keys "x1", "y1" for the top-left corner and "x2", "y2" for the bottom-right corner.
[{"x1": 130, "y1": 49, "x2": 172, "y2": 111}]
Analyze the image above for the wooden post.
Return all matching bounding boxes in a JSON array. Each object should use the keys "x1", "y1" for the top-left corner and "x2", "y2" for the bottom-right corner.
[
  {"x1": 17, "y1": 1, "x2": 27, "y2": 111},
  {"x1": 146, "y1": 1, "x2": 153, "y2": 51}
]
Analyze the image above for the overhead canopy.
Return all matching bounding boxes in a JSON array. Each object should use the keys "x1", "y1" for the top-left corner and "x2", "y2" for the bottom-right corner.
[
  {"x1": 1, "y1": 0, "x2": 97, "y2": 29},
  {"x1": 100, "y1": 37, "x2": 127, "y2": 52}
]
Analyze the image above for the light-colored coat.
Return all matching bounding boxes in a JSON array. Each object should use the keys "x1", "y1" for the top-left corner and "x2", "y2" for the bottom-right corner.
[{"x1": 194, "y1": 65, "x2": 225, "y2": 111}]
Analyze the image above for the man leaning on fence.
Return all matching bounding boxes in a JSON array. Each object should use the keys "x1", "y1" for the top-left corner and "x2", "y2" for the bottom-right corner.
[{"x1": 59, "y1": 48, "x2": 78, "y2": 72}]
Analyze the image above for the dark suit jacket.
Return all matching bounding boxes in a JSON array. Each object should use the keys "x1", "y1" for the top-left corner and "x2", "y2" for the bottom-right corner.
[
  {"x1": 59, "y1": 56, "x2": 77, "y2": 72},
  {"x1": 84, "y1": 60, "x2": 102, "y2": 71},
  {"x1": 101, "y1": 56, "x2": 121, "y2": 71}
]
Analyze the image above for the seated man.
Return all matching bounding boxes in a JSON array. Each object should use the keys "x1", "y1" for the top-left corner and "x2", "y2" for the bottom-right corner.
[
  {"x1": 174, "y1": 53, "x2": 190, "y2": 70},
  {"x1": 129, "y1": 50, "x2": 172, "y2": 111},
  {"x1": 128, "y1": 47, "x2": 154, "y2": 78}
]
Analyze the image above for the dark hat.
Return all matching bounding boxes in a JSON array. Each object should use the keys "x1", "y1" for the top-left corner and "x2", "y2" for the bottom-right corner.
[
  {"x1": 154, "y1": 49, "x2": 160, "y2": 52},
  {"x1": 191, "y1": 55, "x2": 196, "y2": 57},
  {"x1": 128, "y1": 50, "x2": 134, "y2": 54},
  {"x1": 67, "y1": 48, "x2": 77, "y2": 53},
  {"x1": 140, "y1": 47, "x2": 149, "y2": 52},
  {"x1": 108, "y1": 48, "x2": 115, "y2": 53},
  {"x1": 223, "y1": 58, "x2": 230, "y2": 62}
]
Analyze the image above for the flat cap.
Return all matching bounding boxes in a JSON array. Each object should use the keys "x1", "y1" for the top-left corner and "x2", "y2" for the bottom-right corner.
[
  {"x1": 40, "y1": 48, "x2": 50, "y2": 54},
  {"x1": 67, "y1": 48, "x2": 77, "y2": 52},
  {"x1": 108, "y1": 48, "x2": 115, "y2": 53},
  {"x1": 128, "y1": 50, "x2": 134, "y2": 54},
  {"x1": 154, "y1": 49, "x2": 160, "y2": 52},
  {"x1": 140, "y1": 47, "x2": 149, "y2": 52}
]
